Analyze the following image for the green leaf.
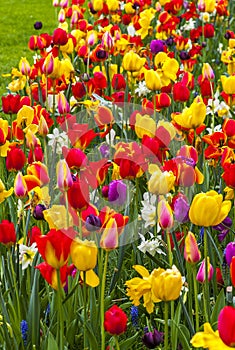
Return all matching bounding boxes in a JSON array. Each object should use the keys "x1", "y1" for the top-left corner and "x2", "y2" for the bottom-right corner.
[
  {"x1": 85, "y1": 322, "x2": 99, "y2": 350},
  {"x1": 177, "y1": 324, "x2": 191, "y2": 350},
  {"x1": 119, "y1": 331, "x2": 140, "y2": 350},
  {"x1": 211, "y1": 288, "x2": 225, "y2": 326},
  {"x1": 171, "y1": 302, "x2": 182, "y2": 350},
  {"x1": 47, "y1": 332, "x2": 59, "y2": 350}
]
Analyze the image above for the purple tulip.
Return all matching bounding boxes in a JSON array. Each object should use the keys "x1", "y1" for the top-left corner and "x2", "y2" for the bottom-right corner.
[
  {"x1": 174, "y1": 196, "x2": 190, "y2": 223},
  {"x1": 33, "y1": 204, "x2": 46, "y2": 220},
  {"x1": 150, "y1": 40, "x2": 165, "y2": 54},
  {"x1": 142, "y1": 329, "x2": 164, "y2": 349},
  {"x1": 85, "y1": 214, "x2": 102, "y2": 232},
  {"x1": 108, "y1": 180, "x2": 127, "y2": 206},
  {"x1": 213, "y1": 216, "x2": 232, "y2": 242},
  {"x1": 225, "y1": 242, "x2": 235, "y2": 266}
]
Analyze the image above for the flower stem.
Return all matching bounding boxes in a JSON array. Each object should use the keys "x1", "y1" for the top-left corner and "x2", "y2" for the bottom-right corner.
[
  {"x1": 192, "y1": 266, "x2": 199, "y2": 331},
  {"x1": 203, "y1": 230, "x2": 209, "y2": 323},
  {"x1": 101, "y1": 250, "x2": 109, "y2": 350},
  {"x1": 114, "y1": 335, "x2": 120, "y2": 350},
  {"x1": 83, "y1": 271, "x2": 87, "y2": 349},
  {"x1": 164, "y1": 301, "x2": 169, "y2": 350},
  {"x1": 56, "y1": 269, "x2": 64, "y2": 350}
]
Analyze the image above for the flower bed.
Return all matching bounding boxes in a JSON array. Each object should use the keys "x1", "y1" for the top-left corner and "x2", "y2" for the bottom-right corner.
[{"x1": 0, "y1": 0, "x2": 235, "y2": 349}]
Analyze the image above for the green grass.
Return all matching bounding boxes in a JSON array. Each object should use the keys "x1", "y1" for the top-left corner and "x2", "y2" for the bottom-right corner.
[{"x1": 0, "y1": 0, "x2": 57, "y2": 102}]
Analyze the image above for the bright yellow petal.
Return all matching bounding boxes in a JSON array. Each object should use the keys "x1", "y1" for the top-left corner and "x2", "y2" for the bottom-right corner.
[
  {"x1": 191, "y1": 323, "x2": 232, "y2": 350},
  {"x1": 81, "y1": 270, "x2": 100, "y2": 287},
  {"x1": 133, "y1": 265, "x2": 150, "y2": 278}
]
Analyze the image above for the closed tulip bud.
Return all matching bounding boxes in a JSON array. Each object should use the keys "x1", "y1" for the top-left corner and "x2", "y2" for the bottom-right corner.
[
  {"x1": 142, "y1": 329, "x2": 164, "y2": 348},
  {"x1": 173, "y1": 195, "x2": 189, "y2": 223},
  {"x1": 67, "y1": 179, "x2": 89, "y2": 211},
  {"x1": 196, "y1": 257, "x2": 214, "y2": 283},
  {"x1": 56, "y1": 159, "x2": 73, "y2": 192},
  {"x1": 33, "y1": 204, "x2": 46, "y2": 220},
  {"x1": 111, "y1": 74, "x2": 126, "y2": 91},
  {"x1": 144, "y1": 69, "x2": 162, "y2": 91},
  {"x1": 0, "y1": 220, "x2": 16, "y2": 246},
  {"x1": 6, "y1": 146, "x2": 26, "y2": 171},
  {"x1": 19, "y1": 57, "x2": 31, "y2": 76},
  {"x1": 202, "y1": 63, "x2": 214, "y2": 81},
  {"x1": 104, "y1": 305, "x2": 128, "y2": 335},
  {"x1": 52, "y1": 28, "x2": 68, "y2": 46},
  {"x1": 221, "y1": 75, "x2": 235, "y2": 95},
  {"x1": 108, "y1": 180, "x2": 127, "y2": 206},
  {"x1": 184, "y1": 231, "x2": 201, "y2": 264},
  {"x1": 57, "y1": 92, "x2": 70, "y2": 114},
  {"x1": 38, "y1": 116, "x2": 49, "y2": 136},
  {"x1": 100, "y1": 218, "x2": 119, "y2": 250},
  {"x1": 14, "y1": 172, "x2": 27, "y2": 198},
  {"x1": 135, "y1": 113, "x2": 156, "y2": 139},
  {"x1": 189, "y1": 190, "x2": 231, "y2": 227},
  {"x1": 157, "y1": 197, "x2": 174, "y2": 230},
  {"x1": 152, "y1": 265, "x2": 183, "y2": 301},
  {"x1": 122, "y1": 51, "x2": 146, "y2": 72},
  {"x1": 58, "y1": 8, "x2": 66, "y2": 22},
  {"x1": 27, "y1": 162, "x2": 50, "y2": 186},
  {"x1": 42, "y1": 53, "x2": 54, "y2": 75},
  {"x1": 85, "y1": 214, "x2": 102, "y2": 231},
  {"x1": 101, "y1": 31, "x2": 113, "y2": 49}
]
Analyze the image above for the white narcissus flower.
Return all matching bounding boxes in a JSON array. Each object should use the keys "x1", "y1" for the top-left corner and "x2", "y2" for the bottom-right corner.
[
  {"x1": 19, "y1": 243, "x2": 38, "y2": 270},
  {"x1": 141, "y1": 192, "x2": 157, "y2": 228},
  {"x1": 47, "y1": 128, "x2": 69, "y2": 154},
  {"x1": 138, "y1": 232, "x2": 166, "y2": 256},
  {"x1": 135, "y1": 81, "x2": 151, "y2": 97}
]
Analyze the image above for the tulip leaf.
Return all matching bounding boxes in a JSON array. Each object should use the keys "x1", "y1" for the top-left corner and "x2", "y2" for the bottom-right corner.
[
  {"x1": 211, "y1": 288, "x2": 225, "y2": 326},
  {"x1": 119, "y1": 331, "x2": 140, "y2": 349},
  {"x1": 85, "y1": 322, "x2": 99, "y2": 350},
  {"x1": 46, "y1": 332, "x2": 59, "y2": 350},
  {"x1": 171, "y1": 302, "x2": 182, "y2": 350}
]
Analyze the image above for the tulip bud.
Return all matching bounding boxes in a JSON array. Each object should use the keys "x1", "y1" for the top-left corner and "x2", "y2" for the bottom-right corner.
[
  {"x1": 70, "y1": 238, "x2": 98, "y2": 271},
  {"x1": 56, "y1": 159, "x2": 73, "y2": 192},
  {"x1": 202, "y1": 63, "x2": 214, "y2": 81},
  {"x1": 225, "y1": 241, "x2": 235, "y2": 266},
  {"x1": 184, "y1": 231, "x2": 201, "y2": 264},
  {"x1": 14, "y1": 172, "x2": 27, "y2": 198},
  {"x1": 42, "y1": 53, "x2": 54, "y2": 75},
  {"x1": 85, "y1": 214, "x2": 102, "y2": 232},
  {"x1": 157, "y1": 197, "x2": 174, "y2": 230},
  {"x1": 142, "y1": 329, "x2": 164, "y2": 348},
  {"x1": 173, "y1": 195, "x2": 190, "y2": 223},
  {"x1": 104, "y1": 305, "x2": 128, "y2": 335},
  {"x1": 108, "y1": 180, "x2": 127, "y2": 206},
  {"x1": 218, "y1": 306, "x2": 235, "y2": 347},
  {"x1": 58, "y1": 8, "x2": 66, "y2": 23},
  {"x1": 19, "y1": 57, "x2": 31, "y2": 76},
  {"x1": 57, "y1": 92, "x2": 70, "y2": 115},
  {"x1": 33, "y1": 204, "x2": 46, "y2": 220},
  {"x1": 100, "y1": 217, "x2": 119, "y2": 250},
  {"x1": 196, "y1": 257, "x2": 214, "y2": 283},
  {"x1": 0, "y1": 220, "x2": 16, "y2": 246},
  {"x1": 38, "y1": 116, "x2": 49, "y2": 136}
]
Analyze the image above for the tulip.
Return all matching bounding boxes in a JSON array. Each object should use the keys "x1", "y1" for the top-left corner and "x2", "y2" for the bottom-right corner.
[
  {"x1": 36, "y1": 262, "x2": 68, "y2": 290},
  {"x1": 122, "y1": 51, "x2": 146, "y2": 72},
  {"x1": 42, "y1": 52, "x2": 54, "y2": 75},
  {"x1": 111, "y1": 74, "x2": 126, "y2": 91},
  {"x1": 225, "y1": 241, "x2": 235, "y2": 266},
  {"x1": 189, "y1": 190, "x2": 231, "y2": 227},
  {"x1": 152, "y1": 266, "x2": 183, "y2": 301},
  {"x1": 222, "y1": 163, "x2": 235, "y2": 189},
  {"x1": 104, "y1": 305, "x2": 128, "y2": 335},
  {"x1": 135, "y1": 113, "x2": 156, "y2": 139},
  {"x1": 35, "y1": 228, "x2": 72, "y2": 269},
  {"x1": 108, "y1": 180, "x2": 127, "y2": 206},
  {"x1": 94, "y1": 106, "x2": 114, "y2": 128},
  {"x1": 72, "y1": 82, "x2": 86, "y2": 100},
  {"x1": 144, "y1": 69, "x2": 162, "y2": 91},
  {"x1": 100, "y1": 218, "x2": 119, "y2": 250},
  {"x1": 6, "y1": 146, "x2": 26, "y2": 171},
  {"x1": 142, "y1": 329, "x2": 164, "y2": 349},
  {"x1": 230, "y1": 256, "x2": 235, "y2": 287},
  {"x1": 43, "y1": 205, "x2": 74, "y2": 230},
  {"x1": 148, "y1": 164, "x2": 175, "y2": 195},
  {"x1": 27, "y1": 162, "x2": 50, "y2": 186},
  {"x1": 33, "y1": 204, "x2": 46, "y2": 220},
  {"x1": 52, "y1": 28, "x2": 68, "y2": 46},
  {"x1": 173, "y1": 195, "x2": 190, "y2": 223},
  {"x1": 85, "y1": 214, "x2": 102, "y2": 232},
  {"x1": 64, "y1": 147, "x2": 87, "y2": 170},
  {"x1": 150, "y1": 39, "x2": 165, "y2": 54},
  {"x1": 157, "y1": 197, "x2": 174, "y2": 230},
  {"x1": 56, "y1": 159, "x2": 73, "y2": 192},
  {"x1": 1, "y1": 94, "x2": 21, "y2": 114},
  {"x1": 184, "y1": 231, "x2": 201, "y2": 264},
  {"x1": 70, "y1": 238, "x2": 99, "y2": 287},
  {"x1": 67, "y1": 179, "x2": 89, "y2": 211},
  {"x1": 221, "y1": 75, "x2": 235, "y2": 95},
  {"x1": 0, "y1": 220, "x2": 16, "y2": 246},
  {"x1": 202, "y1": 63, "x2": 214, "y2": 81},
  {"x1": 196, "y1": 257, "x2": 214, "y2": 283},
  {"x1": 218, "y1": 306, "x2": 235, "y2": 347},
  {"x1": 14, "y1": 172, "x2": 27, "y2": 198},
  {"x1": 57, "y1": 92, "x2": 70, "y2": 115},
  {"x1": 19, "y1": 57, "x2": 31, "y2": 76}
]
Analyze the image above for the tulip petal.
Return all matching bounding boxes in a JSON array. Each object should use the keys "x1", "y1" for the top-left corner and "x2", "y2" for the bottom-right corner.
[{"x1": 81, "y1": 270, "x2": 100, "y2": 287}]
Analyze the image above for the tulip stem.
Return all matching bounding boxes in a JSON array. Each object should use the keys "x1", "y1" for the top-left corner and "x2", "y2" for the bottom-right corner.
[
  {"x1": 192, "y1": 266, "x2": 199, "y2": 331},
  {"x1": 101, "y1": 250, "x2": 109, "y2": 350},
  {"x1": 56, "y1": 269, "x2": 64, "y2": 350},
  {"x1": 203, "y1": 230, "x2": 209, "y2": 323},
  {"x1": 166, "y1": 231, "x2": 172, "y2": 266},
  {"x1": 164, "y1": 301, "x2": 169, "y2": 350},
  {"x1": 114, "y1": 335, "x2": 120, "y2": 350},
  {"x1": 83, "y1": 271, "x2": 87, "y2": 350}
]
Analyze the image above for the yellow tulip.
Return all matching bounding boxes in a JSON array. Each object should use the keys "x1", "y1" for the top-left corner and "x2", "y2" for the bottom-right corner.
[
  {"x1": 144, "y1": 69, "x2": 162, "y2": 91},
  {"x1": 221, "y1": 75, "x2": 235, "y2": 95},
  {"x1": 17, "y1": 105, "x2": 34, "y2": 129},
  {"x1": 191, "y1": 323, "x2": 231, "y2": 350},
  {"x1": 122, "y1": 51, "x2": 146, "y2": 72},
  {"x1": 135, "y1": 113, "x2": 156, "y2": 139},
  {"x1": 205, "y1": 0, "x2": 215, "y2": 12},
  {"x1": 152, "y1": 266, "x2": 183, "y2": 301},
  {"x1": 43, "y1": 205, "x2": 73, "y2": 229},
  {"x1": 148, "y1": 164, "x2": 175, "y2": 195},
  {"x1": 70, "y1": 238, "x2": 99, "y2": 287},
  {"x1": 189, "y1": 190, "x2": 231, "y2": 227},
  {"x1": 172, "y1": 95, "x2": 206, "y2": 129},
  {"x1": 0, "y1": 179, "x2": 13, "y2": 204}
]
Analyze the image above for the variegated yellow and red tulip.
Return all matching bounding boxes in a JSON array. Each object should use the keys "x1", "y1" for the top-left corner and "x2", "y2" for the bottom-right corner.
[
  {"x1": 27, "y1": 161, "x2": 50, "y2": 186},
  {"x1": 56, "y1": 159, "x2": 73, "y2": 192},
  {"x1": 157, "y1": 196, "x2": 174, "y2": 230},
  {"x1": 14, "y1": 172, "x2": 27, "y2": 198},
  {"x1": 100, "y1": 217, "x2": 119, "y2": 250},
  {"x1": 184, "y1": 231, "x2": 201, "y2": 264}
]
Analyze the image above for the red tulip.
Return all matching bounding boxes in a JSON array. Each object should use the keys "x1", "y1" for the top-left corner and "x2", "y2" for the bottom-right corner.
[
  {"x1": 35, "y1": 229, "x2": 72, "y2": 269},
  {"x1": 67, "y1": 179, "x2": 89, "y2": 211},
  {"x1": 2, "y1": 94, "x2": 21, "y2": 114},
  {"x1": 52, "y1": 28, "x2": 68, "y2": 46},
  {"x1": 0, "y1": 220, "x2": 16, "y2": 246},
  {"x1": 218, "y1": 306, "x2": 235, "y2": 347},
  {"x1": 104, "y1": 305, "x2": 128, "y2": 335},
  {"x1": 35, "y1": 262, "x2": 68, "y2": 290},
  {"x1": 6, "y1": 146, "x2": 26, "y2": 171}
]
